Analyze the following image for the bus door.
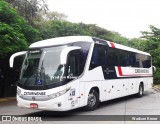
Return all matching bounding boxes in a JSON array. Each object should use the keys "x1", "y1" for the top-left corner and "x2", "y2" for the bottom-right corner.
[{"x1": 66, "y1": 50, "x2": 84, "y2": 108}]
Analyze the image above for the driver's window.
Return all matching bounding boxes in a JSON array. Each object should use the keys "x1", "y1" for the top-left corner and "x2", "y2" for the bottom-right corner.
[
  {"x1": 67, "y1": 51, "x2": 83, "y2": 79},
  {"x1": 68, "y1": 56, "x2": 77, "y2": 76}
]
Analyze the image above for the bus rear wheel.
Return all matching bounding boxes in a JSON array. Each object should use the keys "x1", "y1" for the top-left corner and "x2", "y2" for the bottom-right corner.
[
  {"x1": 136, "y1": 83, "x2": 144, "y2": 98},
  {"x1": 84, "y1": 89, "x2": 99, "y2": 111}
]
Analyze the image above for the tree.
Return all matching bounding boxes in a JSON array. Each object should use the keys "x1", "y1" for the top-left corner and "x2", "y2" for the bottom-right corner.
[
  {"x1": 141, "y1": 25, "x2": 160, "y2": 41},
  {"x1": 140, "y1": 25, "x2": 160, "y2": 67},
  {"x1": 44, "y1": 11, "x2": 67, "y2": 21},
  {"x1": 0, "y1": 1, "x2": 28, "y2": 58},
  {"x1": 4, "y1": 0, "x2": 48, "y2": 26},
  {"x1": 140, "y1": 25, "x2": 160, "y2": 84},
  {"x1": 37, "y1": 19, "x2": 130, "y2": 47},
  {"x1": 0, "y1": 0, "x2": 42, "y2": 97},
  {"x1": 37, "y1": 20, "x2": 92, "y2": 39},
  {"x1": 128, "y1": 38, "x2": 147, "y2": 49}
]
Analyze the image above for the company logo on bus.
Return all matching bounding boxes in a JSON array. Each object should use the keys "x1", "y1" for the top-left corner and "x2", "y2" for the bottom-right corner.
[
  {"x1": 32, "y1": 96, "x2": 36, "y2": 101},
  {"x1": 135, "y1": 69, "x2": 149, "y2": 73}
]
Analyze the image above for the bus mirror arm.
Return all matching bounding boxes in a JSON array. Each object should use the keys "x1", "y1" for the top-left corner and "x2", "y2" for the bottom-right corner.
[
  {"x1": 152, "y1": 66, "x2": 156, "y2": 73},
  {"x1": 9, "y1": 51, "x2": 27, "y2": 68},
  {"x1": 60, "y1": 46, "x2": 81, "y2": 65}
]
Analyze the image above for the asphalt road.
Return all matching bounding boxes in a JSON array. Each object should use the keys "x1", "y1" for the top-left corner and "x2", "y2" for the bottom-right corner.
[{"x1": 0, "y1": 89, "x2": 160, "y2": 124}]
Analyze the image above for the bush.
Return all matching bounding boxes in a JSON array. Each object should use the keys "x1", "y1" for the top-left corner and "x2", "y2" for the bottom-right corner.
[{"x1": 154, "y1": 68, "x2": 160, "y2": 84}]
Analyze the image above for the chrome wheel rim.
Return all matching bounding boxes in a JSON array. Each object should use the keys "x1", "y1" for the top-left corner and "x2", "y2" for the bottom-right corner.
[{"x1": 88, "y1": 93, "x2": 96, "y2": 107}]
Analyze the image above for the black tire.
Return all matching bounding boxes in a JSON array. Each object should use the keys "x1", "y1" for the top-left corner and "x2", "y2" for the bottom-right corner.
[
  {"x1": 84, "y1": 89, "x2": 99, "y2": 111},
  {"x1": 136, "y1": 83, "x2": 144, "y2": 98}
]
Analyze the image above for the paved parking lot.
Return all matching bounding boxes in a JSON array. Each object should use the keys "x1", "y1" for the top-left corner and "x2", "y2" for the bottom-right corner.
[{"x1": 0, "y1": 89, "x2": 160, "y2": 124}]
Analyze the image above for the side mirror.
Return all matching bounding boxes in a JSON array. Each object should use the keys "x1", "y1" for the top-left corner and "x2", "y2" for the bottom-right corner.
[
  {"x1": 152, "y1": 66, "x2": 156, "y2": 73},
  {"x1": 60, "y1": 46, "x2": 81, "y2": 65},
  {"x1": 9, "y1": 51, "x2": 27, "y2": 68}
]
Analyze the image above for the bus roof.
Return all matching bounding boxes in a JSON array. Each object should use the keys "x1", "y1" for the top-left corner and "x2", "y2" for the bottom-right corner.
[
  {"x1": 112, "y1": 42, "x2": 150, "y2": 56},
  {"x1": 29, "y1": 36, "x2": 150, "y2": 56},
  {"x1": 29, "y1": 36, "x2": 93, "y2": 48},
  {"x1": 93, "y1": 37, "x2": 150, "y2": 56}
]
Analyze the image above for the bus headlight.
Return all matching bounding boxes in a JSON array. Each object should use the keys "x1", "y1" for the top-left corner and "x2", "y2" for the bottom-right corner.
[{"x1": 48, "y1": 87, "x2": 70, "y2": 99}]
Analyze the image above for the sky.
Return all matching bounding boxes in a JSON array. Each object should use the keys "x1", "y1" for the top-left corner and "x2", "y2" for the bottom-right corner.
[{"x1": 47, "y1": 0, "x2": 160, "y2": 39}]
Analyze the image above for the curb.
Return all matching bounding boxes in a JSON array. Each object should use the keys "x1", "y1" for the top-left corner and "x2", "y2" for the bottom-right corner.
[
  {"x1": 0, "y1": 97, "x2": 16, "y2": 103},
  {"x1": 152, "y1": 86, "x2": 160, "y2": 92}
]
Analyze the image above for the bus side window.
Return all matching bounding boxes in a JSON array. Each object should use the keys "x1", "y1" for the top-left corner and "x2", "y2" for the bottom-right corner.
[
  {"x1": 138, "y1": 54, "x2": 151, "y2": 68},
  {"x1": 129, "y1": 53, "x2": 137, "y2": 67},
  {"x1": 142, "y1": 56, "x2": 151, "y2": 68},
  {"x1": 89, "y1": 44, "x2": 105, "y2": 70},
  {"x1": 90, "y1": 48, "x2": 98, "y2": 69},
  {"x1": 106, "y1": 48, "x2": 118, "y2": 66},
  {"x1": 67, "y1": 50, "x2": 84, "y2": 79},
  {"x1": 117, "y1": 49, "x2": 130, "y2": 67}
]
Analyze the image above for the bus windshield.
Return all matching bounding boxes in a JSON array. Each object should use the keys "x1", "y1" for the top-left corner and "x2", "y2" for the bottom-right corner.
[
  {"x1": 18, "y1": 42, "x2": 91, "y2": 90},
  {"x1": 19, "y1": 46, "x2": 67, "y2": 87}
]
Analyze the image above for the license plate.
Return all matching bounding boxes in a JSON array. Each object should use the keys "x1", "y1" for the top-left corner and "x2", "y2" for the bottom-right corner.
[{"x1": 30, "y1": 103, "x2": 38, "y2": 108}]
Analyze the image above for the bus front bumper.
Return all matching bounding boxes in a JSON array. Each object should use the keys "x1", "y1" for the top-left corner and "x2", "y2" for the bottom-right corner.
[{"x1": 16, "y1": 95, "x2": 70, "y2": 111}]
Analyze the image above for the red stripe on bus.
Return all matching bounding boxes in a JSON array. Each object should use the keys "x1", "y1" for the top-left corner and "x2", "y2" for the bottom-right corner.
[
  {"x1": 109, "y1": 42, "x2": 115, "y2": 48},
  {"x1": 117, "y1": 66, "x2": 152, "y2": 77},
  {"x1": 117, "y1": 66, "x2": 123, "y2": 76}
]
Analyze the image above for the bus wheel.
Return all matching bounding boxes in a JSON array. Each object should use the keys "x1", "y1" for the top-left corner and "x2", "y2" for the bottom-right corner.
[
  {"x1": 84, "y1": 89, "x2": 99, "y2": 111},
  {"x1": 137, "y1": 83, "x2": 144, "y2": 98}
]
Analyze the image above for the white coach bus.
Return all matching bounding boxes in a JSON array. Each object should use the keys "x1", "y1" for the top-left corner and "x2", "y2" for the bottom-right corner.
[{"x1": 10, "y1": 36, "x2": 153, "y2": 111}]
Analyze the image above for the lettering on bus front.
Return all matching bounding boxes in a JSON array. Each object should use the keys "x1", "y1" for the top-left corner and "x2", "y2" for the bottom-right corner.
[{"x1": 24, "y1": 92, "x2": 46, "y2": 95}]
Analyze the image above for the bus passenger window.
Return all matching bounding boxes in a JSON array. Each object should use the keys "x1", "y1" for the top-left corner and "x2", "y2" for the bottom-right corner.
[
  {"x1": 117, "y1": 49, "x2": 130, "y2": 67},
  {"x1": 106, "y1": 48, "x2": 118, "y2": 66},
  {"x1": 89, "y1": 44, "x2": 105, "y2": 70},
  {"x1": 129, "y1": 53, "x2": 137, "y2": 67}
]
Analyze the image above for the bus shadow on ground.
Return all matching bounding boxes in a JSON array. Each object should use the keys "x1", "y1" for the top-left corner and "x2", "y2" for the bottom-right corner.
[
  {"x1": 99, "y1": 90, "x2": 155, "y2": 109},
  {"x1": 26, "y1": 90, "x2": 154, "y2": 120}
]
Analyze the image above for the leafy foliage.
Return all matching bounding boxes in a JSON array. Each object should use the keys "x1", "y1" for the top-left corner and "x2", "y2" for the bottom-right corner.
[
  {"x1": 0, "y1": 23, "x2": 27, "y2": 57},
  {"x1": 4, "y1": 0, "x2": 48, "y2": 26},
  {"x1": 140, "y1": 25, "x2": 160, "y2": 83},
  {"x1": 0, "y1": 1, "x2": 27, "y2": 58},
  {"x1": 37, "y1": 19, "x2": 129, "y2": 46},
  {"x1": 0, "y1": 1, "x2": 41, "y2": 56},
  {"x1": 154, "y1": 68, "x2": 160, "y2": 84},
  {"x1": 1, "y1": 0, "x2": 160, "y2": 98},
  {"x1": 0, "y1": 0, "x2": 42, "y2": 96},
  {"x1": 141, "y1": 25, "x2": 160, "y2": 41},
  {"x1": 44, "y1": 11, "x2": 68, "y2": 21},
  {"x1": 139, "y1": 25, "x2": 160, "y2": 67}
]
